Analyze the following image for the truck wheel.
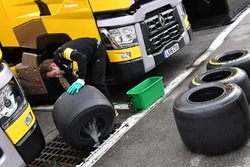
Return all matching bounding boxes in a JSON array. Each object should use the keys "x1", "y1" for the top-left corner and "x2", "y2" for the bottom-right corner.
[
  {"x1": 53, "y1": 85, "x2": 115, "y2": 148},
  {"x1": 207, "y1": 50, "x2": 250, "y2": 77},
  {"x1": 189, "y1": 67, "x2": 250, "y2": 103},
  {"x1": 173, "y1": 83, "x2": 250, "y2": 155}
]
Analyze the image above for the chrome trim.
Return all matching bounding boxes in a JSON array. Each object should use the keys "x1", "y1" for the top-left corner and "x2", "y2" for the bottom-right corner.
[
  {"x1": 0, "y1": 63, "x2": 13, "y2": 90},
  {"x1": 176, "y1": 3, "x2": 191, "y2": 45},
  {"x1": 135, "y1": 23, "x2": 155, "y2": 72}
]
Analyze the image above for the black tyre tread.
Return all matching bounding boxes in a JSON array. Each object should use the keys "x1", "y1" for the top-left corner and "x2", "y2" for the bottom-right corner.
[
  {"x1": 53, "y1": 85, "x2": 115, "y2": 148},
  {"x1": 173, "y1": 83, "x2": 250, "y2": 155}
]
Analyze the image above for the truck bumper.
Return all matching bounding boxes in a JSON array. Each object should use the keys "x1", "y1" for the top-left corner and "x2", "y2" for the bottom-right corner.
[
  {"x1": 97, "y1": 1, "x2": 192, "y2": 81},
  {"x1": 110, "y1": 32, "x2": 189, "y2": 81},
  {"x1": 15, "y1": 122, "x2": 45, "y2": 163}
]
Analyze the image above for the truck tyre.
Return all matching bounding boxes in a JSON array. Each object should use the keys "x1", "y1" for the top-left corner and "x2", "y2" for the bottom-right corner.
[
  {"x1": 53, "y1": 85, "x2": 115, "y2": 148},
  {"x1": 173, "y1": 83, "x2": 250, "y2": 155},
  {"x1": 189, "y1": 67, "x2": 250, "y2": 103},
  {"x1": 207, "y1": 50, "x2": 250, "y2": 77}
]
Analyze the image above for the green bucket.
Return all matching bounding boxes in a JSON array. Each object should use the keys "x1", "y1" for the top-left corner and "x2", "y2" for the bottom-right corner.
[{"x1": 126, "y1": 76, "x2": 165, "y2": 110}]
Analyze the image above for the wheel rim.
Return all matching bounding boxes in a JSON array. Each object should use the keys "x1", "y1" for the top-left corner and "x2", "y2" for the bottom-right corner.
[
  {"x1": 201, "y1": 70, "x2": 232, "y2": 82},
  {"x1": 79, "y1": 117, "x2": 106, "y2": 144},
  {"x1": 188, "y1": 87, "x2": 224, "y2": 103},
  {"x1": 218, "y1": 51, "x2": 245, "y2": 62}
]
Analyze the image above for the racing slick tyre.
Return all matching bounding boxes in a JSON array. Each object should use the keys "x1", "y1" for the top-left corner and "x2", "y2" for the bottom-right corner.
[
  {"x1": 207, "y1": 50, "x2": 250, "y2": 77},
  {"x1": 173, "y1": 83, "x2": 250, "y2": 155},
  {"x1": 53, "y1": 85, "x2": 116, "y2": 149},
  {"x1": 189, "y1": 67, "x2": 250, "y2": 103}
]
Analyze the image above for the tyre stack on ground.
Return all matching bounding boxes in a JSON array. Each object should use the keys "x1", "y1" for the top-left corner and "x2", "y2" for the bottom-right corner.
[{"x1": 173, "y1": 50, "x2": 250, "y2": 155}]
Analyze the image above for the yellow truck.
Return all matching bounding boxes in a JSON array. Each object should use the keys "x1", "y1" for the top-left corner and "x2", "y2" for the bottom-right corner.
[
  {"x1": 0, "y1": 48, "x2": 45, "y2": 165},
  {"x1": 0, "y1": 0, "x2": 191, "y2": 100}
]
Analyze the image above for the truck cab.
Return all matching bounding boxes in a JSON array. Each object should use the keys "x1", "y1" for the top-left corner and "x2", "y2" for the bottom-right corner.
[
  {"x1": 94, "y1": 0, "x2": 191, "y2": 80},
  {"x1": 0, "y1": 0, "x2": 191, "y2": 99}
]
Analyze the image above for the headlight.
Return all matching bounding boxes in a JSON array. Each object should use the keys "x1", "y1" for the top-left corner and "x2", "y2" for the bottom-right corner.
[
  {"x1": 0, "y1": 84, "x2": 18, "y2": 117},
  {"x1": 99, "y1": 25, "x2": 138, "y2": 49},
  {"x1": 0, "y1": 77, "x2": 26, "y2": 129}
]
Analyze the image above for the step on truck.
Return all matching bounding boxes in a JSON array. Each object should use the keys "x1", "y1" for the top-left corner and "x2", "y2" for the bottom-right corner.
[{"x1": 0, "y1": 0, "x2": 191, "y2": 100}]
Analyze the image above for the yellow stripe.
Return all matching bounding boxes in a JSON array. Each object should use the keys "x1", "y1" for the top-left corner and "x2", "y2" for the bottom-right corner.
[
  {"x1": 64, "y1": 48, "x2": 74, "y2": 61},
  {"x1": 192, "y1": 78, "x2": 201, "y2": 86},
  {"x1": 0, "y1": 49, "x2": 2, "y2": 61},
  {"x1": 72, "y1": 61, "x2": 78, "y2": 72},
  {"x1": 209, "y1": 60, "x2": 226, "y2": 65},
  {"x1": 107, "y1": 46, "x2": 142, "y2": 63},
  {"x1": 184, "y1": 16, "x2": 190, "y2": 29},
  {"x1": 5, "y1": 105, "x2": 36, "y2": 144},
  {"x1": 10, "y1": 66, "x2": 18, "y2": 78}
]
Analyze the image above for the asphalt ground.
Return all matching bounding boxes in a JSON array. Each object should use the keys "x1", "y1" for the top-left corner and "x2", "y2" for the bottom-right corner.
[
  {"x1": 92, "y1": 9, "x2": 250, "y2": 167},
  {"x1": 31, "y1": 9, "x2": 250, "y2": 167}
]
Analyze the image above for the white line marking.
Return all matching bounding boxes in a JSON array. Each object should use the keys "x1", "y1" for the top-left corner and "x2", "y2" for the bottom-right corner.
[
  {"x1": 78, "y1": 7, "x2": 250, "y2": 167},
  {"x1": 32, "y1": 103, "x2": 130, "y2": 111},
  {"x1": 32, "y1": 105, "x2": 53, "y2": 111},
  {"x1": 163, "y1": 67, "x2": 194, "y2": 103}
]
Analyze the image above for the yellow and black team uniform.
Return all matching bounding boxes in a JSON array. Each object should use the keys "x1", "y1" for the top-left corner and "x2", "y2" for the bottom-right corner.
[{"x1": 53, "y1": 38, "x2": 111, "y2": 101}]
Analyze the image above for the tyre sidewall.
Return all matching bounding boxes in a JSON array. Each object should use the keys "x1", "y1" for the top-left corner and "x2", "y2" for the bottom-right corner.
[
  {"x1": 190, "y1": 67, "x2": 250, "y2": 103},
  {"x1": 207, "y1": 51, "x2": 250, "y2": 76},
  {"x1": 63, "y1": 105, "x2": 115, "y2": 148},
  {"x1": 173, "y1": 83, "x2": 250, "y2": 154}
]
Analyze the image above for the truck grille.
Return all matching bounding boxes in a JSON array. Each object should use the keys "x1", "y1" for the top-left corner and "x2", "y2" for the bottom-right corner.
[{"x1": 144, "y1": 6, "x2": 182, "y2": 54}]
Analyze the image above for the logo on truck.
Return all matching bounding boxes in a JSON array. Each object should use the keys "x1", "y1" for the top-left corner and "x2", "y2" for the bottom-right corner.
[{"x1": 158, "y1": 14, "x2": 165, "y2": 27}]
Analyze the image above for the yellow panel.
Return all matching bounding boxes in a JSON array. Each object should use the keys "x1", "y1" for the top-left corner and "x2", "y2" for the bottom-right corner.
[
  {"x1": 0, "y1": 0, "x2": 101, "y2": 46},
  {"x1": 1, "y1": 0, "x2": 40, "y2": 28},
  {"x1": 88, "y1": 0, "x2": 131, "y2": 12},
  {"x1": 42, "y1": 0, "x2": 64, "y2": 15},
  {"x1": 107, "y1": 46, "x2": 142, "y2": 63},
  {"x1": 42, "y1": 0, "x2": 100, "y2": 40},
  {"x1": 0, "y1": 1, "x2": 19, "y2": 46},
  {"x1": 5, "y1": 105, "x2": 36, "y2": 144},
  {"x1": 184, "y1": 16, "x2": 190, "y2": 29}
]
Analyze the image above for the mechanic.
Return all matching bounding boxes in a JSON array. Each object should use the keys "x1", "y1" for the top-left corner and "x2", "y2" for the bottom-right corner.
[{"x1": 39, "y1": 37, "x2": 112, "y2": 102}]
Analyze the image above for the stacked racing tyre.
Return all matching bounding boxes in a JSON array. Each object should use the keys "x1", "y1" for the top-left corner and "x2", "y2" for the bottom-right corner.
[
  {"x1": 190, "y1": 67, "x2": 250, "y2": 103},
  {"x1": 207, "y1": 50, "x2": 250, "y2": 77},
  {"x1": 53, "y1": 85, "x2": 116, "y2": 149},
  {"x1": 173, "y1": 83, "x2": 250, "y2": 155}
]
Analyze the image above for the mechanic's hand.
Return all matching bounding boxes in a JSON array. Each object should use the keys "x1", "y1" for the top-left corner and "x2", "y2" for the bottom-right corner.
[{"x1": 67, "y1": 79, "x2": 85, "y2": 94}]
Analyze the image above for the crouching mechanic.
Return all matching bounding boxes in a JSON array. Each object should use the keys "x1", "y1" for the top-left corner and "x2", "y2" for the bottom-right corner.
[{"x1": 40, "y1": 38, "x2": 112, "y2": 102}]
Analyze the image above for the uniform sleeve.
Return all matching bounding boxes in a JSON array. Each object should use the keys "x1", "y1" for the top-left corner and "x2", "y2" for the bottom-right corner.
[
  {"x1": 70, "y1": 51, "x2": 87, "y2": 79},
  {"x1": 53, "y1": 48, "x2": 63, "y2": 65}
]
